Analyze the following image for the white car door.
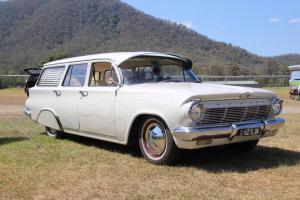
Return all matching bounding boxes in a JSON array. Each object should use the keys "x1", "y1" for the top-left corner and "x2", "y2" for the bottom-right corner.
[
  {"x1": 78, "y1": 61, "x2": 119, "y2": 138},
  {"x1": 54, "y1": 62, "x2": 89, "y2": 131}
]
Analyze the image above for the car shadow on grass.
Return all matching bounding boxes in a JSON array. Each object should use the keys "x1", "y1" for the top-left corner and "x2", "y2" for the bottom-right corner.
[
  {"x1": 177, "y1": 145, "x2": 300, "y2": 173},
  {"x1": 62, "y1": 133, "x2": 141, "y2": 157},
  {"x1": 0, "y1": 137, "x2": 29, "y2": 145},
  {"x1": 61, "y1": 133, "x2": 300, "y2": 173}
]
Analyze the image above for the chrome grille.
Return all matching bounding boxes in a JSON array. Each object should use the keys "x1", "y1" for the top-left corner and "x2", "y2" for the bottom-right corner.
[{"x1": 201, "y1": 105, "x2": 272, "y2": 125}]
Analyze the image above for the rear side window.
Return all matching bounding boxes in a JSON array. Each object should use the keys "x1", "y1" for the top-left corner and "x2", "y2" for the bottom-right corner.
[
  {"x1": 63, "y1": 63, "x2": 88, "y2": 87},
  {"x1": 37, "y1": 66, "x2": 65, "y2": 87}
]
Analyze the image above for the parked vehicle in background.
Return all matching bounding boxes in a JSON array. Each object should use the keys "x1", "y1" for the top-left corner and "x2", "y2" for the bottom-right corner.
[
  {"x1": 289, "y1": 65, "x2": 300, "y2": 99},
  {"x1": 24, "y1": 52, "x2": 285, "y2": 164}
]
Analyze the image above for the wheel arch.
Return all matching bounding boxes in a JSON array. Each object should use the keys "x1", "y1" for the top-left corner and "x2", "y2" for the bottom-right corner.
[
  {"x1": 126, "y1": 113, "x2": 170, "y2": 146},
  {"x1": 37, "y1": 108, "x2": 64, "y2": 131}
]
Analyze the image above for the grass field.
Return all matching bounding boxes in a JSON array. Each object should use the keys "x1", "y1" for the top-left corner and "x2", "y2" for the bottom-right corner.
[{"x1": 0, "y1": 88, "x2": 299, "y2": 199}]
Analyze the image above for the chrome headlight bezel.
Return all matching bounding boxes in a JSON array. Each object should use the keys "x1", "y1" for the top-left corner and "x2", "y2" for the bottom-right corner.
[
  {"x1": 188, "y1": 102, "x2": 204, "y2": 123},
  {"x1": 272, "y1": 98, "x2": 283, "y2": 115}
]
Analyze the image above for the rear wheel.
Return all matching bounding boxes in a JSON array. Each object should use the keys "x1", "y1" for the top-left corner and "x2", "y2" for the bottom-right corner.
[
  {"x1": 138, "y1": 117, "x2": 180, "y2": 165},
  {"x1": 226, "y1": 140, "x2": 259, "y2": 152},
  {"x1": 45, "y1": 127, "x2": 64, "y2": 138}
]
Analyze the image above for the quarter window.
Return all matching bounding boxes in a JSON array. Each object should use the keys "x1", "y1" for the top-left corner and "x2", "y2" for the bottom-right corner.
[
  {"x1": 37, "y1": 66, "x2": 65, "y2": 87},
  {"x1": 63, "y1": 64, "x2": 88, "y2": 87}
]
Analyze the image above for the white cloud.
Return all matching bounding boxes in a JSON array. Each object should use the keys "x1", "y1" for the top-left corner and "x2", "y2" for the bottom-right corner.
[
  {"x1": 179, "y1": 21, "x2": 195, "y2": 29},
  {"x1": 269, "y1": 17, "x2": 280, "y2": 23},
  {"x1": 289, "y1": 18, "x2": 300, "y2": 24},
  {"x1": 159, "y1": 18, "x2": 197, "y2": 30}
]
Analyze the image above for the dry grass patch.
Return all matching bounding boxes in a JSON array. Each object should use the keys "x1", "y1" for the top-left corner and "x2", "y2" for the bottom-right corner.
[{"x1": 0, "y1": 118, "x2": 43, "y2": 137}]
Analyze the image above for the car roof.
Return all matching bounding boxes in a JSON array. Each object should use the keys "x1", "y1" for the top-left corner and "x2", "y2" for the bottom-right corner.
[
  {"x1": 44, "y1": 52, "x2": 186, "y2": 67},
  {"x1": 289, "y1": 65, "x2": 300, "y2": 71}
]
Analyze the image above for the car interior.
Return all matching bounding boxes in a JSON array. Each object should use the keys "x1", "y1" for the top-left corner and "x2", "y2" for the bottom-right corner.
[
  {"x1": 89, "y1": 62, "x2": 119, "y2": 86},
  {"x1": 120, "y1": 57, "x2": 192, "y2": 84}
]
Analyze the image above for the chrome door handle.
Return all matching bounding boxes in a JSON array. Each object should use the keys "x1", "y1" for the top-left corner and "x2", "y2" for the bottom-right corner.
[
  {"x1": 53, "y1": 90, "x2": 61, "y2": 96},
  {"x1": 80, "y1": 91, "x2": 88, "y2": 97}
]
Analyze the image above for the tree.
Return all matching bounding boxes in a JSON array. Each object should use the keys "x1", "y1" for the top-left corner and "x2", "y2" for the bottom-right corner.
[{"x1": 39, "y1": 54, "x2": 69, "y2": 67}]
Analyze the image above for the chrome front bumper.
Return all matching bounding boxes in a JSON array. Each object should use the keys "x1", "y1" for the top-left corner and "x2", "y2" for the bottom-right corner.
[{"x1": 173, "y1": 118, "x2": 285, "y2": 141}]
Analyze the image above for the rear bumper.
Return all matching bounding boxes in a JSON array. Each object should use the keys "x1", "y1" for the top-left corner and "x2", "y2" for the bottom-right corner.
[
  {"x1": 24, "y1": 108, "x2": 32, "y2": 118},
  {"x1": 173, "y1": 118, "x2": 285, "y2": 149}
]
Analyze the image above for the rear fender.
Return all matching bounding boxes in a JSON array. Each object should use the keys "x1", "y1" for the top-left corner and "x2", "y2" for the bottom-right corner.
[{"x1": 37, "y1": 109, "x2": 63, "y2": 131}]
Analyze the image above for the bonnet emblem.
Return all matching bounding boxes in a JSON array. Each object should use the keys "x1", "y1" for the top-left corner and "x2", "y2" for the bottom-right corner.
[{"x1": 240, "y1": 92, "x2": 251, "y2": 99}]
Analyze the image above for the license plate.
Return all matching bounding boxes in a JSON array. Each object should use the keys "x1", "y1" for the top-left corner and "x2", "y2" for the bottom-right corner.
[{"x1": 238, "y1": 128, "x2": 261, "y2": 136}]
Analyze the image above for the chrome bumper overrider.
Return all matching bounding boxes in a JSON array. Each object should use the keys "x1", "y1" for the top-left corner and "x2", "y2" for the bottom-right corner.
[{"x1": 173, "y1": 118, "x2": 285, "y2": 141}]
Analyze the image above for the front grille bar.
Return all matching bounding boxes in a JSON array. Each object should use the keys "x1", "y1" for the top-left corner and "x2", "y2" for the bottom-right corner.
[{"x1": 201, "y1": 105, "x2": 272, "y2": 125}]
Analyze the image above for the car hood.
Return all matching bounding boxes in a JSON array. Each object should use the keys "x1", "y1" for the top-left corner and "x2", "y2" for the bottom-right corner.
[{"x1": 124, "y1": 82, "x2": 276, "y2": 101}]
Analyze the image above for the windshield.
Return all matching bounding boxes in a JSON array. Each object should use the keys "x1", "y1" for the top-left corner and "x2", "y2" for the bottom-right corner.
[
  {"x1": 120, "y1": 56, "x2": 200, "y2": 84},
  {"x1": 291, "y1": 71, "x2": 300, "y2": 80}
]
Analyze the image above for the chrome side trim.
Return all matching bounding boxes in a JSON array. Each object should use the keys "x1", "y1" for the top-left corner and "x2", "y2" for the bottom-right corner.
[{"x1": 173, "y1": 118, "x2": 285, "y2": 141}]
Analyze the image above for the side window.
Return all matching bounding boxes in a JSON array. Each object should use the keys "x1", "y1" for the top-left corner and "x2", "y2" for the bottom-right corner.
[
  {"x1": 89, "y1": 62, "x2": 119, "y2": 87},
  {"x1": 163, "y1": 65, "x2": 184, "y2": 82},
  {"x1": 37, "y1": 66, "x2": 65, "y2": 87},
  {"x1": 63, "y1": 64, "x2": 88, "y2": 87}
]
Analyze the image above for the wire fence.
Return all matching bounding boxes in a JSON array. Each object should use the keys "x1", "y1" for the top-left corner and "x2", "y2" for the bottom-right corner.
[
  {"x1": 201, "y1": 75, "x2": 290, "y2": 87},
  {"x1": 0, "y1": 75, "x2": 28, "y2": 88},
  {"x1": 0, "y1": 74, "x2": 290, "y2": 88}
]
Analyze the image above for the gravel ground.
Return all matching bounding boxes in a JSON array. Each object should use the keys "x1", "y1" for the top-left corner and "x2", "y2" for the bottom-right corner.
[
  {"x1": 282, "y1": 106, "x2": 300, "y2": 114},
  {"x1": 0, "y1": 105, "x2": 24, "y2": 117}
]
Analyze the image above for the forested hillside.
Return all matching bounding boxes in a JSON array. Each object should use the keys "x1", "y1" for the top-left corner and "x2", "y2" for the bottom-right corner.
[
  {"x1": 273, "y1": 54, "x2": 300, "y2": 66},
  {"x1": 0, "y1": 0, "x2": 285, "y2": 75}
]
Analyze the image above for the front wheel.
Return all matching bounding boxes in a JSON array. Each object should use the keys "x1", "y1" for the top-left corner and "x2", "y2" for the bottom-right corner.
[
  {"x1": 138, "y1": 117, "x2": 180, "y2": 165},
  {"x1": 45, "y1": 127, "x2": 64, "y2": 138}
]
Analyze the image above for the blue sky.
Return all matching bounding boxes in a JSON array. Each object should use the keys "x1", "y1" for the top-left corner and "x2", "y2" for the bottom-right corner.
[{"x1": 122, "y1": 0, "x2": 300, "y2": 56}]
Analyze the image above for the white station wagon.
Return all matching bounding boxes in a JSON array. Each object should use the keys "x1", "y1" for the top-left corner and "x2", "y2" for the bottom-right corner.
[{"x1": 25, "y1": 52, "x2": 285, "y2": 164}]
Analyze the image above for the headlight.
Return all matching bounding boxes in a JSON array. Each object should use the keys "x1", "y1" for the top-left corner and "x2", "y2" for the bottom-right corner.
[
  {"x1": 189, "y1": 102, "x2": 204, "y2": 123},
  {"x1": 272, "y1": 98, "x2": 283, "y2": 115}
]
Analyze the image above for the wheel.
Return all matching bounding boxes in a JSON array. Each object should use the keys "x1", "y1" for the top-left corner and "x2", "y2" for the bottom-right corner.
[
  {"x1": 226, "y1": 140, "x2": 259, "y2": 152},
  {"x1": 45, "y1": 127, "x2": 64, "y2": 138},
  {"x1": 138, "y1": 117, "x2": 180, "y2": 165}
]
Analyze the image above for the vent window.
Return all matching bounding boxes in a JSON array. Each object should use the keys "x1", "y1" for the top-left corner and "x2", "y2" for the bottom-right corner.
[{"x1": 37, "y1": 66, "x2": 65, "y2": 87}]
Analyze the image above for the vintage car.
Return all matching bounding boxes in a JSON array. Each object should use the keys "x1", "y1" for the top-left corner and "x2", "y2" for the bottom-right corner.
[
  {"x1": 289, "y1": 65, "x2": 300, "y2": 99},
  {"x1": 24, "y1": 52, "x2": 285, "y2": 164}
]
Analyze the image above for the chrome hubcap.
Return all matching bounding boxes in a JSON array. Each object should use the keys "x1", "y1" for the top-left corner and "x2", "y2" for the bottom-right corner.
[
  {"x1": 46, "y1": 127, "x2": 56, "y2": 136},
  {"x1": 144, "y1": 122, "x2": 167, "y2": 157}
]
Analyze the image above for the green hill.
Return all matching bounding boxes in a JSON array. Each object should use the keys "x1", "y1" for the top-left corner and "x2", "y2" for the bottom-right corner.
[{"x1": 0, "y1": 0, "x2": 281, "y2": 75}]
